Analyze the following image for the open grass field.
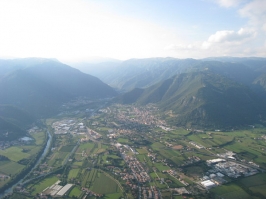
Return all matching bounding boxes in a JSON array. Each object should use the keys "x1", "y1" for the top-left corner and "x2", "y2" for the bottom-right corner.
[
  {"x1": 78, "y1": 142, "x2": 95, "y2": 150},
  {"x1": 167, "y1": 175, "x2": 185, "y2": 187},
  {"x1": 0, "y1": 161, "x2": 25, "y2": 175},
  {"x1": 92, "y1": 148, "x2": 106, "y2": 155},
  {"x1": 47, "y1": 151, "x2": 69, "y2": 167},
  {"x1": 0, "y1": 147, "x2": 30, "y2": 162},
  {"x1": 20, "y1": 145, "x2": 41, "y2": 155},
  {"x1": 30, "y1": 176, "x2": 58, "y2": 195},
  {"x1": 68, "y1": 168, "x2": 80, "y2": 180},
  {"x1": 137, "y1": 147, "x2": 149, "y2": 154},
  {"x1": 60, "y1": 145, "x2": 75, "y2": 152},
  {"x1": 117, "y1": 138, "x2": 130, "y2": 144},
  {"x1": 91, "y1": 172, "x2": 121, "y2": 194},
  {"x1": 238, "y1": 173, "x2": 266, "y2": 197},
  {"x1": 73, "y1": 161, "x2": 83, "y2": 166},
  {"x1": 159, "y1": 149, "x2": 181, "y2": 160},
  {"x1": 154, "y1": 162, "x2": 170, "y2": 171},
  {"x1": 249, "y1": 185, "x2": 266, "y2": 197},
  {"x1": 87, "y1": 168, "x2": 97, "y2": 184},
  {"x1": 184, "y1": 166, "x2": 205, "y2": 178},
  {"x1": 211, "y1": 183, "x2": 252, "y2": 199},
  {"x1": 31, "y1": 131, "x2": 46, "y2": 145},
  {"x1": 77, "y1": 142, "x2": 95, "y2": 154},
  {"x1": 187, "y1": 134, "x2": 214, "y2": 148},
  {"x1": 211, "y1": 134, "x2": 234, "y2": 146},
  {"x1": 81, "y1": 168, "x2": 97, "y2": 187},
  {"x1": 151, "y1": 142, "x2": 165, "y2": 151},
  {"x1": 104, "y1": 192, "x2": 123, "y2": 199},
  {"x1": 68, "y1": 186, "x2": 82, "y2": 198},
  {"x1": 240, "y1": 173, "x2": 266, "y2": 187},
  {"x1": 170, "y1": 156, "x2": 185, "y2": 165}
]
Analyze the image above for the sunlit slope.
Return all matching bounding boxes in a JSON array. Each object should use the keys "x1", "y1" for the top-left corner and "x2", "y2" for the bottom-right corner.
[{"x1": 119, "y1": 71, "x2": 265, "y2": 128}]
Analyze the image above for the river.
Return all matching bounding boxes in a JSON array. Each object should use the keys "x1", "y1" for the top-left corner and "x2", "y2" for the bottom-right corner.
[{"x1": 0, "y1": 130, "x2": 52, "y2": 198}]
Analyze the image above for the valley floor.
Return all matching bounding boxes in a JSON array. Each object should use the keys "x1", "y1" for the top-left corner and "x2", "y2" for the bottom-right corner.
[{"x1": 3, "y1": 102, "x2": 266, "y2": 199}]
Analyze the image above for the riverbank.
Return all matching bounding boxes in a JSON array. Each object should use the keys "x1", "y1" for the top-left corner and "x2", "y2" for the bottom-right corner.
[{"x1": 0, "y1": 130, "x2": 52, "y2": 198}]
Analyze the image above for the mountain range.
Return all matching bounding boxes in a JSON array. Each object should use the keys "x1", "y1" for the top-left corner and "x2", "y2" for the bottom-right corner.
[
  {"x1": 0, "y1": 58, "x2": 117, "y2": 117},
  {"x1": 0, "y1": 58, "x2": 118, "y2": 140},
  {"x1": 118, "y1": 71, "x2": 266, "y2": 129},
  {"x1": 77, "y1": 57, "x2": 266, "y2": 94},
  {"x1": 1, "y1": 57, "x2": 266, "y2": 137}
]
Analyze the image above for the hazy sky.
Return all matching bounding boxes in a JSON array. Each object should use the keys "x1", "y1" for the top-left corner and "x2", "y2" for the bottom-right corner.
[{"x1": 0, "y1": 0, "x2": 265, "y2": 62}]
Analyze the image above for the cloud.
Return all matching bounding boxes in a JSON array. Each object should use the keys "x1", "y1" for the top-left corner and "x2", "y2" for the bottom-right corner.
[
  {"x1": 165, "y1": 27, "x2": 261, "y2": 58},
  {"x1": 202, "y1": 28, "x2": 256, "y2": 49},
  {"x1": 215, "y1": 0, "x2": 241, "y2": 7},
  {"x1": 239, "y1": 0, "x2": 266, "y2": 31}
]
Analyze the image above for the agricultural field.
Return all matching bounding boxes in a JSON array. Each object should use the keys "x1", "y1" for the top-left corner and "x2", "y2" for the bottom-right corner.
[
  {"x1": 5, "y1": 106, "x2": 266, "y2": 199},
  {"x1": 27, "y1": 176, "x2": 58, "y2": 196},
  {"x1": 0, "y1": 161, "x2": 24, "y2": 176},
  {"x1": 0, "y1": 131, "x2": 46, "y2": 189},
  {"x1": 0, "y1": 147, "x2": 30, "y2": 162},
  {"x1": 210, "y1": 183, "x2": 253, "y2": 199},
  {"x1": 91, "y1": 171, "x2": 121, "y2": 194},
  {"x1": 238, "y1": 173, "x2": 266, "y2": 198},
  {"x1": 69, "y1": 186, "x2": 82, "y2": 198},
  {"x1": 68, "y1": 168, "x2": 80, "y2": 180}
]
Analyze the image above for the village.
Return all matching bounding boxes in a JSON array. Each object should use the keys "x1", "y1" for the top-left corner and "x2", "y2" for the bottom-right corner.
[{"x1": 4, "y1": 103, "x2": 266, "y2": 199}]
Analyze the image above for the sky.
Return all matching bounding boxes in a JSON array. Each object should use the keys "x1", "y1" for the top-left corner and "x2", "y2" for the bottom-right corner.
[{"x1": 0, "y1": 0, "x2": 265, "y2": 62}]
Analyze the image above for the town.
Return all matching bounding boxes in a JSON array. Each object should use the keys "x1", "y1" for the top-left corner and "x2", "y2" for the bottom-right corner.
[{"x1": 1, "y1": 103, "x2": 266, "y2": 199}]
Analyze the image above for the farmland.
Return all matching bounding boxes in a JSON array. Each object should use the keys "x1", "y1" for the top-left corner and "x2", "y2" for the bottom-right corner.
[
  {"x1": 0, "y1": 130, "x2": 46, "y2": 190},
  {"x1": 4, "y1": 104, "x2": 266, "y2": 199}
]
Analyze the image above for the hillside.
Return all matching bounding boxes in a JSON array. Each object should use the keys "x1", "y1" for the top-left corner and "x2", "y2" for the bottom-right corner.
[
  {"x1": 0, "y1": 105, "x2": 35, "y2": 141},
  {"x1": 0, "y1": 105, "x2": 35, "y2": 128},
  {"x1": 0, "y1": 58, "x2": 117, "y2": 117},
  {"x1": 89, "y1": 58, "x2": 200, "y2": 91},
  {"x1": 83, "y1": 57, "x2": 266, "y2": 94},
  {"x1": 119, "y1": 72, "x2": 265, "y2": 128}
]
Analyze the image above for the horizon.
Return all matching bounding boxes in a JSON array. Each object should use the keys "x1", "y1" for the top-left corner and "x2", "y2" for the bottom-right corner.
[
  {"x1": 1, "y1": 55, "x2": 266, "y2": 65},
  {"x1": 0, "y1": 0, "x2": 266, "y2": 62}
]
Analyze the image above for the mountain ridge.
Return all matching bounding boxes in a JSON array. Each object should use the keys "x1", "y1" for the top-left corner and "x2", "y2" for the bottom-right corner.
[
  {"x1": 0, "y1": 58, "x2": 117, "y2": 117},
  {"x1": 118, "y1": 71, "x2": 265, "y2": 129}
]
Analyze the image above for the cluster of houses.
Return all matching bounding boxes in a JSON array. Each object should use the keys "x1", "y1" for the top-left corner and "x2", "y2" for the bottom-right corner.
[
  {"x1": 123, "y1": 155, "x2": 150, "y2": 183},
  {"x1": 189, "y1": 141, "x2": 205, "y2": 149},
  {"x1": 81, "y1": 187, "x2": 103, "y2": 198},
  {"x1": 141, "y1": 186, "x2": 161, "y2": 199},
  {"x1": 114, "y1": 104, "x2": 166, "y2": 126}
]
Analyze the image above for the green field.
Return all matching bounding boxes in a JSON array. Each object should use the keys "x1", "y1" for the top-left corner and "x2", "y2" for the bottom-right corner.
[
  {"x1": 91, "y1": 172, "x2": 120, "y2": 194},
  {"x1": 0, "y1": 161, "x2": 25, "y2": 175},
  {"x1": 31, "y1": 131, "x2": 46, "y2": 145},
  {"x1": 68, "y1": 168, "x2": 80, "y2": 180},
  {"x1": 30, "y1": 176, "x2": 58, "y2": 195},
  {"x1": 68, "y1": 186, "x2": 82, "y2": 197},
  {"x1": 238, "y1": 173, "x2": 266, "y2": 197},
  {"x1": 20, "y1": 145, "x2": 41, "y2": 155},
  {"x1": 104, "y1": 192, "x2": 123, "y2": 199},
  {"x1": 60, "y1": 145, "x2": 75, "y2": 152},
  {"x1": 47, "y1": 151, "x2": 69, "y2": 167},
  {"x1": 154, "y1": 162, "x2": 170, "y2": 171},
  {"x1": 137, "y1": 148, "x2": 149, "y2": 154},
  {"x1": 151, "y1": 142, "x2": 165, "y2": 151},
  {"x1": 211, "y1": 183, "x2": 252, "y2": 199},
  {"x1": 0, "y1": 147, "x2": 30, "y2": 162},
  {"x1": 117, "y1": 138, "x2": 130, "y2": 144}
]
